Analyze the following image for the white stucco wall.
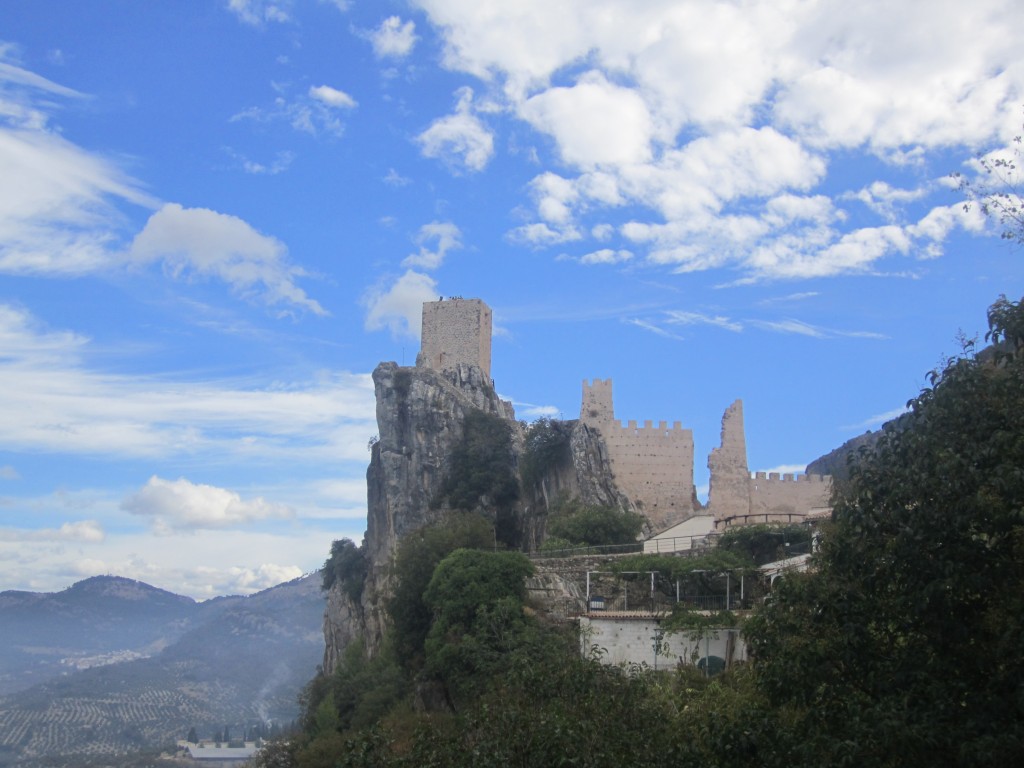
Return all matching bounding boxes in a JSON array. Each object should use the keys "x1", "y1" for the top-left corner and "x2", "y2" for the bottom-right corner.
[
  {"x1": 579, "y1": 615, "x2": 747, "y2": 670},
  {"x1": 644, "y1": 514, "x2": 717, "y2": 553}
]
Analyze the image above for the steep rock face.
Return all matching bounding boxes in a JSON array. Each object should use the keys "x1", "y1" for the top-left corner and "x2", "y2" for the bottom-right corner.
[
  {"x1": 324, "y1": 361, "x2": 517, "y2": 664},
  {"x1": 569, "y1": 423, "x2": 633, "y2": 510},
  {"x1": 520, "y1": 419, "x2": 636, "y2": 535},
  {"x1": 805, "y1": 432, "x2": 873, "y2": 485}
]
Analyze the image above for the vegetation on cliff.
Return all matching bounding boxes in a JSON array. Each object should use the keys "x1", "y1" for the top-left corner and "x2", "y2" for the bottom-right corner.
[
  {"x1": 322, "y1": 539, "x2": 368, "y2": 602},
  {"x1": 542, "y1": 494, "x2": 645, "y2": 550},
  {"x1": 519, "y1": 417, "x2": 572, "y2": 491},
  {"x1": 433, "y1": 410, "x2": 521, "y2": 546}
]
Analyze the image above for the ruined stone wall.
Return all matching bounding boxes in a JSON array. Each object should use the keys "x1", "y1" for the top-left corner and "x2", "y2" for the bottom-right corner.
[
  {"x1": 579, "y1": 379, "x2": 697, "y2": 533},
  {"x1": 418, "y1": 298, "x2": 492, "y2": 377},
  {"x1": 709, "y1": 399, "x2": 833, "y2": 528},
  {"x1": 747, "y1": 472, "x2": 831, "y2": 519}
]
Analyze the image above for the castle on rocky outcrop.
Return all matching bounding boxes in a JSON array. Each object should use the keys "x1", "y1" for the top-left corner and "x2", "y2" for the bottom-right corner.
[
  {"x1": 419, "y1": 297, "x2": 832, "y2": 534},
  {"x1": 321, "y1": 296, "x2": 832, "y2": 669}
]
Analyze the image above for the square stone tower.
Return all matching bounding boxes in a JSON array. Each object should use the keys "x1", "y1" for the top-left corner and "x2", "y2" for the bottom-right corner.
[{"x1": 418, "y1": 298, "x2": 492, "y2": 377}]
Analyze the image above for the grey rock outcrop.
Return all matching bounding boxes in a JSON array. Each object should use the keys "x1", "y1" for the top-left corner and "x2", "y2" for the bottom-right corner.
[{"x1": 324, "y1": 361, "x2": 520, "y2": 664}]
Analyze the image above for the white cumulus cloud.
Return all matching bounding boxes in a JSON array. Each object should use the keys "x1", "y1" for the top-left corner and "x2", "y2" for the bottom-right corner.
[
  {"x1": 368, "y1": 16, "x2": 417, "y2": 58},
  {"x1": 122, "y1": 476, "x2": 294, "y2": 533},
  {"x1": 130, "y1": 203, "x2": 326, "y2": 316},
  {"x1": 416, "y1": 87, "x2": 494, "y2": 173},
  {"x1": 0, "y1": 519, "x2": 105, "y2": 543},
  {"x1": 520, "y1": 71, "x2": 654, "y2": 168},
  {"x1": 403, "y1": 222, "x2": 463, "y2": 270},
  {"x1": 363, "y1": 269, "x2": 439, "y2": 338}
]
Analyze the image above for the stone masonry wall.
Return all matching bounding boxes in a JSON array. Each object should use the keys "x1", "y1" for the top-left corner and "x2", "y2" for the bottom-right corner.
[
  {"x1": 418, "y1": 298, "x2": 492, "y2": 377},
  {"x1": 748, "y1": 472, "x2": 831, "y2": 520},
  {"x1": 579, "y1": 379, "x2": 697, "y2": 533}
]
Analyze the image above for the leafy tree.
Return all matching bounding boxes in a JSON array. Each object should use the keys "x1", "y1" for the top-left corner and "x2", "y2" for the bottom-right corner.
[
  {"x1": 422, "y1": 549, "x2": 534, "y2": 705},
  {"x1": 186, "y1": 726, "x2": 197, "y2": 744},
  {"x1": 435, "y1": 410, "x2": 519, "y2": 512},
  {"x1": 322, "y1": 538, "x2": 368, "y2": 601},
  {"x1": 745, "y1": 295, "x2": 1024, "y2": 766},
  {"x1": 545, "y1": 496, "x2": 645, "y2": 547},
  {"x1": 385, "y1": 512, "x2": 495, "y2": 673},
  {"x1": 717, "y1": 523, "x2": 812, "y2": 564},
  {"x1": 520, "y1": 417, "x2": 572, "y2": 490}
]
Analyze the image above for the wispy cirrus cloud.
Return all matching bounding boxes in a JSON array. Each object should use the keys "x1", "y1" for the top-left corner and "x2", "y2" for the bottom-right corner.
[
  {"x1": 623, "y1": 307, "x2": 886, "y2": 341},
  {"x1": 0, "y1": 304, "x2": 376, "y2": 462},
  {"x1": 664, "y1": 310, "x2": 743, "y2": 333},
  {"x1": 232, "y1": 82, "x2": 357, "y2": 138},
  {"x1": 624, "y1": 317, "x2": 685, "y2": 341},
  {"x1": 843, "y1": 406, "x2": 909, "y2": 431}
]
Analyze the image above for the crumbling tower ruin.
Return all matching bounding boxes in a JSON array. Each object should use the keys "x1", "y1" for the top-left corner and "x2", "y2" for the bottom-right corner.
[
  {"x1": 417, "y1": 298, "x2": 492, "y2": 377},
  {"x1": 707, "y1": 400, "x2": 752, "y2": 521},
  {"x1": 708, "y1": 399, "x2": 832, "y2": 528}
]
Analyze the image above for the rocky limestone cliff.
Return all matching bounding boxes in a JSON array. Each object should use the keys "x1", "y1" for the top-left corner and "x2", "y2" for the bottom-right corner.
[
  {"x1": 322, "y1": 362, "x2": 633, "y2": 670},
  {"x1": 522, "y1": 419, "x2": 633, "y2": 517},
  {"x1": 324, "y1": 361, "x2": 519, "y2": 666}
]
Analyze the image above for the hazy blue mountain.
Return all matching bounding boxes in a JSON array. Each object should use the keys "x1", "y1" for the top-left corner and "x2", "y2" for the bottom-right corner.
[
  {"x1": 0, "y1": 576, "x2": 202, "y2": 696},
  {"x1": 0, "y1": 574, "x2": 325, "y2": 767}
]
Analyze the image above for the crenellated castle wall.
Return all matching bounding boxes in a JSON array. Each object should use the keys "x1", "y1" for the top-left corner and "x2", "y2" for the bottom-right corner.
[
  {"x1": 747, "y1": 471, "x2": 831, "y2": 520},
  {"x1": 580, "y1": 379, "x2": 697, "y2": 532}
]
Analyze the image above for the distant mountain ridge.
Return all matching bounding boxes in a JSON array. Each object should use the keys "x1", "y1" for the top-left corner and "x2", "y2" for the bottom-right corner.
[
  {"x1": 0, "y1": 574, "x2": 325, "y2": 767},
  {"x1": 0, "y1": 576, "x2": 202, "y2": 696}
]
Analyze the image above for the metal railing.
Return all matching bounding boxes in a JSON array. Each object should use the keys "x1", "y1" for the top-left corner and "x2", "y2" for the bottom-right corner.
[{"x1": 530, "y1": 541, "x2": 644, "y2": 559}]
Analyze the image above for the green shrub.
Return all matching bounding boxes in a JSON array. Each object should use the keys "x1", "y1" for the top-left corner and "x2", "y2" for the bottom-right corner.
[
  {"x1": 322, "y1": 539, "x2": 367, "y2": 602},
  {"x1": 545, "y1": 496, "x2": 644, "y2": 546}
]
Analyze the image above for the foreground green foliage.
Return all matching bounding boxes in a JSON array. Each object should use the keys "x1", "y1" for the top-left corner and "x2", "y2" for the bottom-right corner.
[
  {"x1": 423, "y1": 549, "x2": 534, "y2": 706},
  {"x1": 746, "y1": 294, "x2": 1024, "y2": 766},
  {"x1": 385, "y1": 512, "x2": 494, "y2": 673}
]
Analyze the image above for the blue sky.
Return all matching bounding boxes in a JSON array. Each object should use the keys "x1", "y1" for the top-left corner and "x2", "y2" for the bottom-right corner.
[{"x1": 0, "y1": 0, "x2": 1021, "y2": 598}]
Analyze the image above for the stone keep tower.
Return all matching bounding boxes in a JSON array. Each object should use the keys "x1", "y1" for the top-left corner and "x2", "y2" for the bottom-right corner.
[{"x1": 417, "y1": 298, "x2": 492, "y2": 377}]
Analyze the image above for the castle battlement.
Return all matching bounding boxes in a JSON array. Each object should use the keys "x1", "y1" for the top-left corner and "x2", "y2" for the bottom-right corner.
[
  {"x1": 611, "y1": 420, "x2": 690, "y2": 438},
  {"x1": 751, "y1": 472, "x2": 828, "y2": 484}
]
